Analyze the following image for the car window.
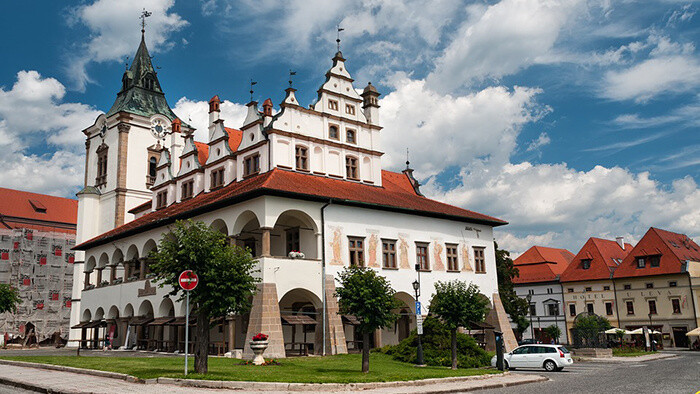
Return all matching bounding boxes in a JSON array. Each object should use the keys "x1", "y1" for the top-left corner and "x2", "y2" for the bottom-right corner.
[
  {"x1": 558, "y1": 346, "x2": 570, "y2": 354},
  {"x1": 512, "y1": 346, "x2": 530, "y2": 354},
  {"x1": 547, "y1": 347, "x2": 557, "y2": 353},
  {"x1": 536, "y1": 346, "x2": 548, "y2": 354}
]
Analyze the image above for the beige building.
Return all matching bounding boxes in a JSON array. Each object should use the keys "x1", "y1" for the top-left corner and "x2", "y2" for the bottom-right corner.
[{"x1": 613, "y1": 228, "x2": 700, "y2": 348}]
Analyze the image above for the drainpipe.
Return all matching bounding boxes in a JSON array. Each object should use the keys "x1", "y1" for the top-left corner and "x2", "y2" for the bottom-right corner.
[
  {"x1": 612, "y1": 278, "x2": 622, "y2": 329},
  {"x1": 321, "y1": 200, "x2": 332, "y2": 356}
]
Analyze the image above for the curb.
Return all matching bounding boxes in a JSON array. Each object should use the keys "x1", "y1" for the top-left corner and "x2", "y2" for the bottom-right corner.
[
  {"x1": 0, "y1": 359, "x2": 143, "y2": 383},
  {"x1": 576, "y1": 353, "x2": 677, "y2": 363}
]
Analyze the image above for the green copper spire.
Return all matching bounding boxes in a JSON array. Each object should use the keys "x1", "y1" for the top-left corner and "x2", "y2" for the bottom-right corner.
[{"x1": 106, "y1": 34, "x2": 179, "y2": 121}]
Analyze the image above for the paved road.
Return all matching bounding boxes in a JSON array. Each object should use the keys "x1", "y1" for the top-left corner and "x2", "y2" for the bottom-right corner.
[{"x1": 478, "y1": 351, "x2": 700, "y2": 394}]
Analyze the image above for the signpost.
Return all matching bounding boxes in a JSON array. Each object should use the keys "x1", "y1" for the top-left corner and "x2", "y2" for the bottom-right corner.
[
  {"x1": 179, "y1": 270, "x2": 198, "y2": 376},
  {"x1": 415, "y1": 302, "x2": 423, "y2": 335}
]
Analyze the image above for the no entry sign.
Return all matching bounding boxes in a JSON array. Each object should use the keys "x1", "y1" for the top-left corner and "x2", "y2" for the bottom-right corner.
[{"x1": 179, "y1": 270, "x2": 198, "y2": 291}]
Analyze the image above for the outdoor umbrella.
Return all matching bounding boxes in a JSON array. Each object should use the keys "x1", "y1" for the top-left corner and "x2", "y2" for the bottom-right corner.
[
  {"x1": 605, "y1": 328, "x2": 631, "y2": 335},
  {"x1": 685, "y1": 327, "x2": 700, "y2": 337}
]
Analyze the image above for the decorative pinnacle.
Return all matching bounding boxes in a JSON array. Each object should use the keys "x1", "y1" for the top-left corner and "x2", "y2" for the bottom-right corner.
[
  {"x1": 288, "y1": 70, "x2": 296, "y2": 88},
  {"x1": 336, "y1": 24, "x2": 344, "y2": 52},
  {"x1": 249, "y1": 79, "x2": 257, "y2": 102},
  {"x1": 140, "y1": 9, "x2": 152, "y2": 37}
]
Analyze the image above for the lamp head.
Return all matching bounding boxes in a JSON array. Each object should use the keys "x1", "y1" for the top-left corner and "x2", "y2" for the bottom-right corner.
[{"x1": 412, "y1": 280, "x2": 420, "y2": 291}]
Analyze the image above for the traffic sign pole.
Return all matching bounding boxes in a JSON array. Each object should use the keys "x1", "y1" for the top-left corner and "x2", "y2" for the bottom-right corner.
[
  {"x1": 178, "y1": 270, "x2": 198, "y2": 377},
  {"x1": 185, "y1": 290, "x2": 189, "y2": 376}
]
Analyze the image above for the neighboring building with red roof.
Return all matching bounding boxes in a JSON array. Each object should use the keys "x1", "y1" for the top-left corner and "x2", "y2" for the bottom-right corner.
[
  {"x1": 560, "y1": 237, "x2": 632, "y2": 341},
  {"x1": 613, "y1": 228, "x2": 700, "y2": 347},
  {"x1": 511, "y1": 246, "x2": 574, "y2": 343},
  {"x1": 0, "y1": 188, "x2": 77, "y2": 342},
  {"x1": 70, "y1": 35, "x2": 517, "y2": 355}
]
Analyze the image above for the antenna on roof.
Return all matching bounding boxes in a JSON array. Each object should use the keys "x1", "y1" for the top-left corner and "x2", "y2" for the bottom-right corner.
[
  {"x1": 288, "y1": 70, "x2": 296, "y2": 88},
  {"x1": 249, "y1": 79, "x2": 257, "y2": 102},
  {"x1": 140, "y1": 9, "x2": 152, "y2": 37},
  {"x1": 336, "y1": 24, "x2": 344, "y2": 52}
]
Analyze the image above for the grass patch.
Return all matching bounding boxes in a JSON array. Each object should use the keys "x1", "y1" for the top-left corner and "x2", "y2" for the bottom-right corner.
[
  {"x1": 612, "y1": 348, "x2": 657, "y2": 357},
  {"x1": 0, "y1": 353, "x2": 499, "y2": 383}
]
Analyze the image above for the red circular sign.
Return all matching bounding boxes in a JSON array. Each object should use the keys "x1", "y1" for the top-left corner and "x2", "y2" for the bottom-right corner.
[{"x1": 179, "y1": 270, "x2": 198, "y2": 291}]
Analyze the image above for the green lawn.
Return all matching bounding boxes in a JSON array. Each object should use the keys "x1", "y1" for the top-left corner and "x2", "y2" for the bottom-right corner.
[
  {"x1": 0, "y1": 353, "x2": 498, "y2": 383},
  {"x1": 612, "y1": 348, "x2": 657, "y2": 357}
]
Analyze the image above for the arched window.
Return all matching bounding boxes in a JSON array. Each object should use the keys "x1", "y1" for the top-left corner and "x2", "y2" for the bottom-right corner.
[
  {"x1": 345, "y1": 156, "x2": 358, "y2": 180},
  {"x1": 346, "y1": 129, "x2": 356, "y2": 144},
  {"x1": 146, "y1": 157, "x2": 157, "y2": 186},
  {"x1": 329, "y1": 125, "x2": 339, "y2": 140}
]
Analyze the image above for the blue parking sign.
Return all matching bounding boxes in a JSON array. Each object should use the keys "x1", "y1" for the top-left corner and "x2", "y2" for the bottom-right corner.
[{"x1": 415, "y1": 301, "x2": 421, "y2": 315}]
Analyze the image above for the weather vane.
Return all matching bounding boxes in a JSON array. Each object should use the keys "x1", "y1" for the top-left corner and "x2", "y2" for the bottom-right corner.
[
  {"x1": 288, "y1": 70, "x2": 296, "y2": 88},
  {"x1": 140, "y1": 9, "x2": 152, "y2": 35},
  {"x1": 336, "y1": 24, "x2": 344, "y2": 52},
  {"x1": 406, "y1": 147, "x2": 410, "y2": 169},
  {"x1": 249, "y1": 79, "x2": 257, "y2": 102}
]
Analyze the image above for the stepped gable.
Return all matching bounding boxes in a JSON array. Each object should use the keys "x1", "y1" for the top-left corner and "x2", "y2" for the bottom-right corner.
[
  {"x1": 513, "y1": 246, "x2": 574, "y2": 284},
  {"x1": 559, "y1": 237, "x2": 632, "y2": 282},
  {"x1": 76, "y1": 169, "x2": 507, "y2": 250},
  {"x1": 614, "y1": 227, "x2": 700, "y2": 278}
]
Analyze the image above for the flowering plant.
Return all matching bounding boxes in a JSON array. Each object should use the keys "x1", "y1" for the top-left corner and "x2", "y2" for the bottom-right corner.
[
  {"x1": 252, "y1": 333, "x2": 268, "y2": 341},
  {"x1": 288, "y1": 251, "x2": 305, "y2": 259}
]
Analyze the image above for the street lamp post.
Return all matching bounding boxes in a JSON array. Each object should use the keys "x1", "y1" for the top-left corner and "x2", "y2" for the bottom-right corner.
[
  {"x1": 413, "y1": 264, "x2": 424, "y2": 365},
  {"x1": 648, "y1": 313, "x2": 655, "y2": 351},
  {"x1": 526, "y1": 294, "x2": 534, "y2": 341},
  {"x1": 554, "y1": 300, "x2": 560, "y2": 344}
]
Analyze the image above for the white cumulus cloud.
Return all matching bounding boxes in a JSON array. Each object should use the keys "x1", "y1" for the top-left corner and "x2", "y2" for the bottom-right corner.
[{"x1": 173, "y1": 97, "x2": 248, "y2": 142}]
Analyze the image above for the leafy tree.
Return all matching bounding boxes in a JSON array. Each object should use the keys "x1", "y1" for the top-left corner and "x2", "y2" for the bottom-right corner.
[
  {"x1": 429, "y1": 280, "x2": 488, "y2": 369},
  {"x1": 377, "y1": 316, "x2": 491, "y2": 368},
  {"x1": 150, "y1": 220, "x2": 260, "y2": 374},
  {"x1": 572, "y1": 315, "x2": 612, "y2": 347},
  {"x1": 0, "y1": 284, "x2": 20, "y2": 314},
  {"x1": 544, "y1": 325, "x2": 561, "y2": 343},
  {"x1": 335, "y1": 266, "x2": 400, "y2": 373},
  {"x1": 494, "y1": 242, "x2": 530, "y2": 337}
]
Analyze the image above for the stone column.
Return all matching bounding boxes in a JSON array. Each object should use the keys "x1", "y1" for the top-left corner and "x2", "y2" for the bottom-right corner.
[
  {"x1": 315, "y1": 274, "x2": 347, "y2": 355},
  {"x1": 484, "y1": 292, "x2": 519, "y2": 352},
  {"x1": 109, "y1": 265, "x2": 116, "y2": 284},
  {"x1": 227, "y1": 316, "x2": 236, "y2": 351},
  {"x1": 243, "y1": 283, "x2": 285, "y2": 359},
  {"x1": 84, "y1": 271, "x2": 91, "y2": 289},
  {"x1": 95, "y1": 268, "x2": 103, "y2": 287},
  {"x1": 261, "y1": 228, "x2": 272, "y2": 257},
  {"x1": 139, "y1": 259, "x2": 146, "y2": 280}
]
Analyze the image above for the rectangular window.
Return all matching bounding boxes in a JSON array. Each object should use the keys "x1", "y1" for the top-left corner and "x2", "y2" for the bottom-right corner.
[
  {"x1": 547, "y1": 303, "x2": 558, "y2": 316},
  {"x1": 96, "y1": 147, "x2": 108, "y2": 187},
  {"x1": 528, "y1": 289, "x2": 534, "y2": 295},
  {"x1": 155, "y1": 191, "x2": 168, "y2": 209},
  {"x1": 624, "y1": 284, "x2": 631, "y2": 290},
  {"x1": 348, "y1": 237, "x2": 365, "y2": 267},
  {"x1": 446, "y1": 244, "x2": 459, "y2": 271},
  {"x1": 328, "y1": 99, "x2": 338, "y2": 110},
  {"x1": 345, "y1": 156, "x2": 358, "y2": 179},
  {"x1": 669, "y1": 281, "x2": 677, "y2": 287},
  {"x1": 648, "y1": 300, "x2": 657, "y2": 315},
  {"x1": 585, "y1": 287, "x2": 592, "y2": 292},
  {"x1": 626, "y1": 301, "x2": 634, "y2": 315},
  {"x1": 672, "y1": 298, "x2": 681, "y2": 314},
  {"x1": 569, "y1": 304, "x2": 576, "y2": 317},
  {"x1": 636, "y1": 257, "x2": 646, "y2": 268},
  {"x1": 646, "y1": 283, "x2": 654, "y2": 289},
  {"x1": 650, "y1": 255, "x2": 660, "y2": 267},
  {"x1": 416, "y1": 242, "x2": 430, "y2": 271},
  {"x1": 604, "y1": 286, "x2": 610, "y2": 291},
  {"x1": 181, "y1": 180, "x2": 194, "y2": 200},
  {"x1": 210, "y1": 167, "x2": 225, "y2": 189},
  {"x1": 529, "y1": 303, "x2": 537, "y2": 316},
  {"x1": 286, "y1": 228, "x2": 300, "y2": 255},
  {"x1": 346, "y1": 129, "x2": 356, "y2": 144},
  {"x1": 345, "y1": 104, "x2": 355, "y2": 115},
  {"x1": 295, "y1": 146, "x2": 309, "y2": 171},
  {"x1": 243, "y1": 154, "x2": 260, "y2": 177},
  {"x1": 586, "y1": 303, "x2": 594, "y2": 314},
  {"x1": 582, "y1": 259, "x2": 591, "y2": 269},
  {"x1": 474, "y1": 247, "x2": 486, "y2": 273},
  {"x1": 328, "y1": 125, "x2": 339, "y2": 140},
  {"x1": 547, "y1": 288, "x2": 553, "y2": 294},
  {"x1": 567, "y1": 288, "x2": 574, "y2": 293},
  {"x1": 605, "y1": 302, "x2": 614, "y2": 316},
  {"x1": 382, "y1": 239, "x2": 396, "y2": 269}
]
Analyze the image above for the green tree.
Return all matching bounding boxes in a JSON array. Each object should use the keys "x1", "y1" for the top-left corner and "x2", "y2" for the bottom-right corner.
[
  {"x1": 572, "y1": 315, "x2": 612, "y2": 347},
  {"x1": 429, "y1": 280, "x2": 489, "y2": 369},
  {"x1": 150, "y1": 220, "x2": 260, "y2": 374},
  {"x1": 335, "y1": 266, "x2": 400, "y2": 373},
  {"x1": 494, "y1": 242, "x2": 530, "y2": 337},
  {"x1": 544, "y1": 325, "x2": 561, "y2": 343},
  {"x1": 0, "y1": 284, "x2": 20, "y2": 314}
]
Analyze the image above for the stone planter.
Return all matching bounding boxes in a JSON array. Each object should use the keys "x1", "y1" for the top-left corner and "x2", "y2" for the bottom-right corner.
[{"x1": 249, "y1": 340, "x2": 269, "y2": 365}]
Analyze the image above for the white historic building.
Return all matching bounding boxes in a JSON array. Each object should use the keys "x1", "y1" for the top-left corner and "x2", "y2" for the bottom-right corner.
[{"x1": 70, "y1": 32, "x2": 517, "y2": 357}]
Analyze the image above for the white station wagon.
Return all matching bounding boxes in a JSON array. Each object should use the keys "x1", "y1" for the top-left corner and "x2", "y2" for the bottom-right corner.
[{"x1": 491, "y1": 344, "x2": 574, "y2": 372}]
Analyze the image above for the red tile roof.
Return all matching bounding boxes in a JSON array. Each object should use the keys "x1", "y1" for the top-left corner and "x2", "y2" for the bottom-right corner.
[
  {"x1": 513, "y1": 246, "x2": 574, "y2": 284},
  {"x1": 191, "y1": 128, "x2": 241, "y2": 166},
  {"x1": 0, "y1": 188, "x2": 77, "y2": 234},
  {"x1": 559, "y1": 237, "x2": 632, "y2": 282},
  {"x1": 193, "y1": 142, "x2": 209, "y2": 166},
  {"x1": 613, "y1": 227, "x2": 700, "y2": 278},
  {"x1": 76, "y1": 169, "x2": 507, "y2": 250}
]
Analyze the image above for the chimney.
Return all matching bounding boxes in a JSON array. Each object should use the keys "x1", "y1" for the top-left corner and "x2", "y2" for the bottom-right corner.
[
  {"x1": 262, "y1": 98, "x2": 273, "y2": 127},
  {"x1": 616, "y1": 236, "x2": 625, "y2": 250}
]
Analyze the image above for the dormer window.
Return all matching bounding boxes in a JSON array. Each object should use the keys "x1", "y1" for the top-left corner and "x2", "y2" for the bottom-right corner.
[
  {"x1": 143, "y1": 75, "x2": 156, "y2": 90},
  {"x1": 636, "y1": 257, "x2": 645, "y2": 268},
  {"x1": 328, "y1": 99, "x2": 338, "y2": 111},
  {"x1": 581, "y1": 259, "x2": 591, "y2": 270},
  {"x1": 295, "y1": 146, "x2": 308, "y2": 171},
  {"x1": 345, "y1": 156, "x2": 358, "y2": 179},
  {"x1": 345, "y1": 104, "x2": 355, "y2": 115},
  {"x1": 346, "y1": 129, "x2": 356, "y2": 144},
  {"x1": 181, "y1": 180, "x2": 194, "y2": 200},
  {"x1": 650, "y1": 255, "x2": 660, "y2": 267},
  {"x1": 243, "y1": 154, "x2": 260, "y2": 177},
  {"x1": 156, "y1": 191, "x2": 168, "y2": 209},
  {"x1": 329, "y1": 125, "x2": 339, "y2": 140},
  {"x1": 211, "y1": 167, "x2": 225, "y2": 189},
  {"x1": 95, "y1": 144, "x2": 108, "y2": 187}
]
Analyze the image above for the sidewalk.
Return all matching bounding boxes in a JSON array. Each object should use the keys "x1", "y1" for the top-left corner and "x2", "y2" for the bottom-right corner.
[
  {"x1": 575, "y1": 352, "x2": 677, "y2": 363},
  {"x1": 0, "y1": 361, "x2": 547, "y2": 393}
]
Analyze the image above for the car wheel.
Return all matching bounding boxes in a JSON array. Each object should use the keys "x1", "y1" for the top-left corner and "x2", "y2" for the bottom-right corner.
[
  {"x1": 543, "y1": 360, "x2": 557, "y2": 372},
  {"x1": 505, "y1": 361, "x2": 513, "y2": 370}
]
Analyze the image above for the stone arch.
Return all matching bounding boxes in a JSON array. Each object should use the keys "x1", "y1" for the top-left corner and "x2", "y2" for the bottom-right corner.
[
  {"x1": 97, "y1": 252, "x2": 109, "y2": 269},
  {"x1": 279, "y1": 288, "x2": 323, "y2": 355},
  {"x1": 233, "y1": 210, "x2": 262, "y2": 257},
  {"x1": 232, "y1": 210, "x2": 261, "y2": 235},
  {"x1": 141, "y1": 239, "x2": 158, "y2": 257},
  {"x1": 158, "y1": 298, "x2": 175, "y2": 318},
  {"x1": 394, "y1": 291, "x2": 416, "y2": 314},
  {"x1": 81, "y1": 309, "x2": 92, "y2": 322},
  {"x1": 107, "y1": 305, "x2": 120, "y2": 320},
  {"x1": 137, "y1": 300, "x2": 154, "y2": 318},
  {"x1": 123, "y1": 303, "x2": 134, "y2": 317},
  {"x1": 94, "y1": 307, "x2": 105, "y2": 321},
  {"x1": 85, "y1": 255, "x2": 97, "y2": 272},
  {"x1": 210, "y1": 219, "x2": 229, "y2": 235},
  {"x1": 279, "y1": 288, "x2": 323, "y2": 311},
  {"x1": 125, "y1": 244, "x2": 139, "y2": 261},
  {"x1": 272, "y1": 210, "x2": 319, "y2": 259}
]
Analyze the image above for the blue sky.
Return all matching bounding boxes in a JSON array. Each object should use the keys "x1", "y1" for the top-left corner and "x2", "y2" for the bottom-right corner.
[{"x1": 0, "y1": 0, "x2": 698, "y2": 254}]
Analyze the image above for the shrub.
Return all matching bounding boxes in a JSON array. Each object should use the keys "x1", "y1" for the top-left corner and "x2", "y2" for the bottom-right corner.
[{"x1": 376, "y1": 316, "x2": 491, "y2": 368}]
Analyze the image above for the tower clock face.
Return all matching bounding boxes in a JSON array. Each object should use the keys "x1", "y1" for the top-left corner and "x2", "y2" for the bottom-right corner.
[{"x1": 151, "y1": 119, "x2": 168, "y2": 139}]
